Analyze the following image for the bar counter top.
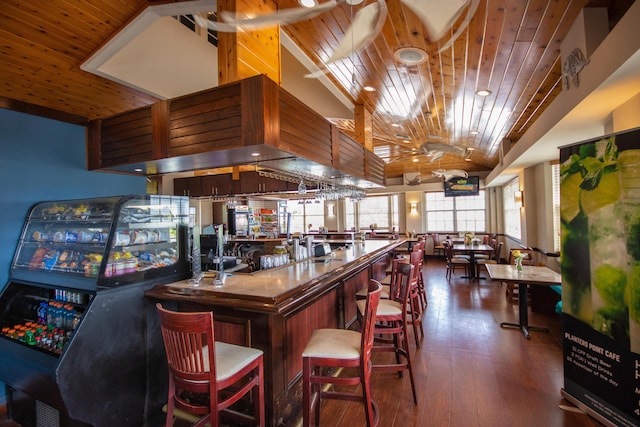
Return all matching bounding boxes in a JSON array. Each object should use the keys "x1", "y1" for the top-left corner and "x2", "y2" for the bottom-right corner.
[{"x1": 145, "y1": 239, "x2": 403, "y2": 315}]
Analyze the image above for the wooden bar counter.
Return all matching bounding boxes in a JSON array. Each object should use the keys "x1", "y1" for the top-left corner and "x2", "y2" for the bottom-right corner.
[{"x1": 145, "y1": 239, "x2": 404, "y2": 426}]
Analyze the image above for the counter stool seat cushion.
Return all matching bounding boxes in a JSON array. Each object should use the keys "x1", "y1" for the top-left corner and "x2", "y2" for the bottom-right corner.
[
  {"x1": 356, "y1": 285, "x2": 390, "y2": 299},
  {"x1": 357, "y1": 299, "x2": 402, "y2": 318},
  {"x1": 196, "y1": 343, "x2": 263, "y2": 382},
  {"x1": 302, "y1": 329, "x2": 361, "y2": 360}
]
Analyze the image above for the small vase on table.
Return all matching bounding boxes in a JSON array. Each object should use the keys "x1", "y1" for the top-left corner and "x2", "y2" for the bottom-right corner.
[{"x1": 515, "y1": 256, "x2": 523, "y2": 273}]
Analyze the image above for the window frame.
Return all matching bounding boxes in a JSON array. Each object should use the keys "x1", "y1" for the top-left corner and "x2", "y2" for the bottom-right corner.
[
  {"x1": 503, "y1": 178, "x2": 521, "y2": 240},
  {"x1": 424, "y1": 191, "x2": 486, "y2": 233}
]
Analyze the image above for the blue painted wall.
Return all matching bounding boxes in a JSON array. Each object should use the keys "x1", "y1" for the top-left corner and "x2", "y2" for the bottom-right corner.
[{"x1": 0, "y1": 108, "x2": 146, "y2": 401}]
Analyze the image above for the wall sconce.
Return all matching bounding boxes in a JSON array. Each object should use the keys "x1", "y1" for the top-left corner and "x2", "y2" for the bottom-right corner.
[
  {"x1": 514, "y1": 191, "x2": 523, "y2": 208},
  {"x1": 410, "y1": 202, "x2": 418, "y2": 215}
]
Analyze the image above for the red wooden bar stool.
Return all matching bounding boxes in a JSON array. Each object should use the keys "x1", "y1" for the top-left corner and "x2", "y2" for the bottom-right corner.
[
  {"x1": 356, "y1": 257, "x2": 405, "y2": 301},
  {"x1": 407, "y1": 250, "x2": 425, "y2": 347},
  {"x1": 302, "y1": 280, "x2": 383, "y2": 427},
  {"x1": 357, "y1": 263, "x2": 418, "y2": 405},
  {"x1": 411, "y1": 245, "x2": 428, "y2": 310},
  {"x1": 156, "y1": 303, "x2": 265, "y2": 427}
]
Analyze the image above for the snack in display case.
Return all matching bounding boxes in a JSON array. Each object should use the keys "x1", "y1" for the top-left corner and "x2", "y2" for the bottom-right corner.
[
  {"x1": 11, "y1": 194, "x2": 191, "y2": 289},
  {"x1": 0, "y1": 194, "x2": 192, "y2": 427}
]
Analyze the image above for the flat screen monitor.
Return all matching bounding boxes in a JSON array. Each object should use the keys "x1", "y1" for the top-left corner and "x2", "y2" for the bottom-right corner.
[{"x1": 444, "y1": 176, "x2": 480, "y2": 197}]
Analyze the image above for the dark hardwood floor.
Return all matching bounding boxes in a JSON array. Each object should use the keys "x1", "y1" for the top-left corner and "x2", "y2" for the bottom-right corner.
[
  {"x1": 315, "y1": 257, "x2": 603, "y2": 427},
  {"x1": 0, "y1": 258, "x2": 603, "y2": 427}
]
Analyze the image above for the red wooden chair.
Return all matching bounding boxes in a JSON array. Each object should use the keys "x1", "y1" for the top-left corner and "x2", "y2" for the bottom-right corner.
[
  {"x1": 443, "y1": 240, "x2": 470, "y2": 279},
  {"x1": 156, "y1": 303, "x2": 264, "y2": 427},
  {"x1": 411, "y1": 244, "x2": 428, "y2": 309},
  {"x1": 302, "y1": 280, "x2": 383, "y2": 427},
  {"x1": 407, "y1": 250, "x2": 425, "y2": 346},
  {"x1": 431, "y1": 233, "x2": 445, "y2": 258},
  {"x1": 357, "y1": 263, "x2": 418, "y2": 405}
]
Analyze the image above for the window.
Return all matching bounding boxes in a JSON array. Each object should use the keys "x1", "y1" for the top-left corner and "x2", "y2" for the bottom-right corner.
[
  {"x1": 503, "y1": 178, "x2": 521, "y2": 239},
  {"x1": 345, "y1": 200, "x2": 356, "y2": 231},
  {"x1": 551, "y1": 163, "x2": 561, "y2": 252},
  {"x1": 425, "y1": 192, "x2": 485, "y2": 232},
  {"x1": 345, "y1": 195, "x2": 399, "y2": 231},
  {"x1": 285, "y1": 200, "x2": 325, "y2": 233}
]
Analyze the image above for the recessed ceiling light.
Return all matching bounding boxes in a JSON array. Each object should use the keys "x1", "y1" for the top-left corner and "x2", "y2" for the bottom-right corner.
[
  {"x1": 392, "y1": 123, "x2": 400, "y2": 128},
  {"x1": 251, "y1": 152, "x2": 260, "y2": 157},
  {"x1": 470, "y1": 130, "x2": 479, "y2": 135},
  {"x1": 298, "y1": 0, "x2": 317, "y2": 7},
  {"x1": 465, "y1": 158, "x2": 472, "y2": 162},
  {"x1": 403, "y1": 140, "x2": 410, "y2": 143},
  {"x1": 467, "y1": 147, "x2": 475, "y2": 151},
  {"x1": 363, "y1": 85, "x2": 376, "y2": 92},
  {"x1": 475, "y1": 89, "x2": 492, "y2": 96},
  {"x1": 394, "y1": 47, "x2": 428, "y2": 65},
  {"x1": 412, "y1": 158, "x2": 419, "y2": 162},
  {"x1": 134, "y1": 168, "x2": 143, "y2": 172}
]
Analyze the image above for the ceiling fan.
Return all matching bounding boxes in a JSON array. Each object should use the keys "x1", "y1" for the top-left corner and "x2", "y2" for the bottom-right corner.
[
  {"x1": 403, "y1": 167, "x2": 468, "y2": 186},
  {"x1": 194, "y1": 0, "x2": 480, "y2": 75}
]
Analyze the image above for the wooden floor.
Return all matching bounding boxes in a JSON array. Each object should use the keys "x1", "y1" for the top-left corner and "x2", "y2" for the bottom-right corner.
[
  {"x1": 0, "y1": 258, "x2": 604, "y2": 427},
  {"x1": 313, "y1": 257, "x2": 603, "y2": 427}
]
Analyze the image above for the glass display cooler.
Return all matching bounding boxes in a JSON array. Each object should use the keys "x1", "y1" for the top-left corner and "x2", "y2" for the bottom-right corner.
[{"x1": 0, "y1": 195, "x2": 191, "y2": 427}]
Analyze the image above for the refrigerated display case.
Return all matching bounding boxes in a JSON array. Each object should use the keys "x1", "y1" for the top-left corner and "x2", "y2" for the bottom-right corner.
[{"x1": 0, "y1": 194, "x2": 191, "y2": 427}]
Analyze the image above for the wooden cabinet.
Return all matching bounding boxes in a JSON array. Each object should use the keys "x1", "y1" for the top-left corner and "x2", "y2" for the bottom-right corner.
[
  {"x1": 173, "y1": 176, "x2": 202, "y2": 196},
  {"x1": 176, "y1": 172, "x2": 294, "y2": 197},
  {"x1": 240, "y1": 171, "x2": 290, "y2": 194},
  {"x1": 201, "y1": 174, "x2": 233, "y2": 196}
]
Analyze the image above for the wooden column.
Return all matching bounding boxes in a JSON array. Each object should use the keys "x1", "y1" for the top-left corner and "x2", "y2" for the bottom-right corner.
[
  {"x1": 217, "y1": 0, "x2": 281, "y2": 85},
  {"x1": 354, "y1": 103, "x2": 374, "y2": 176},
  {"x1": 354, "y1": 103, "x2": 373, "y2": 152}
]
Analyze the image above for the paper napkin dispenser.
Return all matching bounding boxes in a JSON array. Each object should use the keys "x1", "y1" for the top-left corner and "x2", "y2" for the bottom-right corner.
[{"x1": 314, "y1": 243, "x2": 332, "y2": 257}]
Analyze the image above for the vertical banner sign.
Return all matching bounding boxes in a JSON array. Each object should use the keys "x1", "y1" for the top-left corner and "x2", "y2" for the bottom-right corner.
[{"x1": 560, "y1": 128, "x2": 640, "y2": 426}]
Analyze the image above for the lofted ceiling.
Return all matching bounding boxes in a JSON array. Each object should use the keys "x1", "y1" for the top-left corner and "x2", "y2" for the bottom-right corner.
[{"x1": 0, "y1": 0, "x2": 637, "y2": 184}]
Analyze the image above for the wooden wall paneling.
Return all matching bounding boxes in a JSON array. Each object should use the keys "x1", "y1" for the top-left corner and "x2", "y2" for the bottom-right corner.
[
  {"x1": 213, "y1": 315, "x2": 251, "y2": 347},
  {"x1": 86, "y1": 120, "x2": 101, "y2": 171},
  {"x1": 342, "y1": 268, "x2": 369, "y2": 328},
  {"x1": 338, "y1": 133, "x2": 366, "y2": 178},
  {"x1": 284, "y1": 289, "x2": 338, "y2": 385},
  {"x1": 331, "y1": 124, "x2": 340, "y2": 170},
  {"x1": 365, "y1": 150, "x2": 385, "y2": 186},
  {"x1": 239, "y1": 75, "x2": 269, "y2": 148},
  {"x1": 278, "y1": 90, "x2": 333, "y2": 165},
  {"x1": 168, "y1": 83, "x2": 244, "y2": 156},
  {"x1": 151, "y1": 100, "x2": 169, "y2": 160},
  {"x1": 99, "y1": 106, "x2": 153, "y2": 168}
]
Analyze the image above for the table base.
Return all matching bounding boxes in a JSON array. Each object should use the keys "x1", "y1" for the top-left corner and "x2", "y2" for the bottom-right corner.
[{"x1": 500, "y1": 322, "x2": 549, "y2": 339}]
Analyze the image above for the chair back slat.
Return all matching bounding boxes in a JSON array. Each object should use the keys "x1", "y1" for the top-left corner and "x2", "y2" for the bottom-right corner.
[
  {"x1": 393, "y1": 263, "x2": 415, "y2": 308},
  {"x1": 157, "y1": 305, "x2": 217, "y2": 383},
  {"x1": 361, "y1": 280, "x2": 383, "y2": 367}
]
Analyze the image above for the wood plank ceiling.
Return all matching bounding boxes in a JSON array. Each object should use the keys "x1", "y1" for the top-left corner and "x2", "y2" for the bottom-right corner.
[{"x1": 0, "y1": 0, "x2": 633, "y2": 181}]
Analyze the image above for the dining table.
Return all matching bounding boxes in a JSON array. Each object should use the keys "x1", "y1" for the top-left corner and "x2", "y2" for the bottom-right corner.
[
  {"x1": 452, "y1": 243, "x2": 495, "y2": 280},
  {"x1": 485, "y1": 264, "x2": 562, "y2": 339}
]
